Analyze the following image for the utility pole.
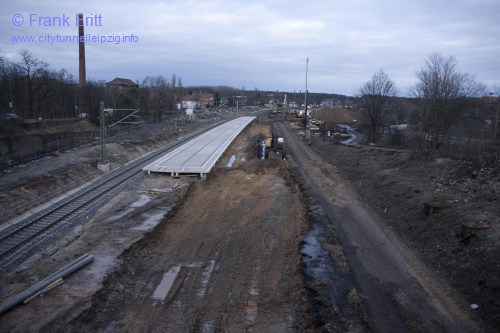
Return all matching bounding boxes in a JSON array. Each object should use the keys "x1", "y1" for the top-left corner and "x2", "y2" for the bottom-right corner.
[
  {"x1": 284, "y1": 94, "x2": 287, "y2": 119},
  {"x1": 304, "y1": 57, "x2": 309, "y2": 127}
]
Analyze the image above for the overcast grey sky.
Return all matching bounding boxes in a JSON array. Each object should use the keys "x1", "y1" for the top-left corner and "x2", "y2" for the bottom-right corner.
[{"x1": 1, "y1": 0, "x2": 499, "y2": 95}]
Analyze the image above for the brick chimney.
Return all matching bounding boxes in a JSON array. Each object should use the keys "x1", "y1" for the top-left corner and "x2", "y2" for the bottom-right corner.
[{"x1": 78, "y1": 13, "x2": 86, "y2": 86}]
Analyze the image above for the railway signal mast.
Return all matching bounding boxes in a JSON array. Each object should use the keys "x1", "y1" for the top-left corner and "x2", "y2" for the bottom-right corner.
[{"x1": 98, "y1": 101, "x2": 110, "y2": 172}]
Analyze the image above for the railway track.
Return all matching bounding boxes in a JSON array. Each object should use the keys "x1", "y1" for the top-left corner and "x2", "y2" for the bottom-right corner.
[{"x1": 0, "y1": 118, "x2": 234, "y2": 270}]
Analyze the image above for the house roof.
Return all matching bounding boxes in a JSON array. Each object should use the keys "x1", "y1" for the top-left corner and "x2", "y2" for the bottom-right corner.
[
  {"x1": 481, "y1": 96, "x2": 500, "y2": 104},
  {"x1": 194, "y1": 93, "x2": 214, "y2": 102},
  {"x1": 180, "y1": 96, "x2": 196, "y2": 102},
  {"x1": 180, "y1": 94, "x2": 214, "y2": 103},
  {"x1": 106, "y1": 77, "x2": 138, "y2": 87}
]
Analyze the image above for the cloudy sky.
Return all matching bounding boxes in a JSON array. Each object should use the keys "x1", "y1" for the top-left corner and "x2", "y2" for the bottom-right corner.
[{"x1": 1, "y1": 0, "x2": 499, "y2": 95}]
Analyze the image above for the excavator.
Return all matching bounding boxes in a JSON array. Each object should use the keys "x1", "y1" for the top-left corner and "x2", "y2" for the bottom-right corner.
[{"x1": 264, "y1": 128, "x2": 285, "y2": 159}]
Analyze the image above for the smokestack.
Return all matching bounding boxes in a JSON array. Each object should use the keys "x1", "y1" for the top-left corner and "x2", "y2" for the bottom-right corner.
[{"x1": 78, "y1": 13, "x2": 86, "y2": 86}]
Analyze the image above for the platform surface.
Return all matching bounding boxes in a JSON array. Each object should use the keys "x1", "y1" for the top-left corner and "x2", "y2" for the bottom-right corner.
[{"x1": 142, "y1": 116, "x2": 255, "y2": 176}]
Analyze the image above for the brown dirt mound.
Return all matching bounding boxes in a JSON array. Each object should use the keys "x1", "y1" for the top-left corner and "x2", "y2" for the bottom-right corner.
[{"x1": 313, "y1": 108, "x2": 361, "y2": 124}]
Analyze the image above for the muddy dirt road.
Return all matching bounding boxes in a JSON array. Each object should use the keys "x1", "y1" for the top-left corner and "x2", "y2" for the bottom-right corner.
[
  {"x1": 0, "y1": 117, "x2": 491, "y2": 332},
  {"x1": 0, "y1": 122, "x2": 312, "y2": 332},
  {"x1": 48, "y1": 163, "x2": 305, "y2": 332},
  {"x1": 276, "y1": 121, "x2": 484, "y2": 332}
]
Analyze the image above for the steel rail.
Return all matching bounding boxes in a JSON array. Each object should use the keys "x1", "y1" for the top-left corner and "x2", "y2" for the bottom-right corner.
[{"x1": 0, "y1": 118, "x2": 235, "y2": 262}]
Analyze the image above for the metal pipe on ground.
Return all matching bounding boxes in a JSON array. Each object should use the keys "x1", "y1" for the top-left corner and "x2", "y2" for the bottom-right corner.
[
  {"x1": 0, "y1": 254, "x2": 94, "y2": 316},
  {"x1": 22, "y1": 278, "x2": 65, "y2": 305}
]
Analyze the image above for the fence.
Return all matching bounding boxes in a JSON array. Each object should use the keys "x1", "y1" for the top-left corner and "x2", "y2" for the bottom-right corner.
[
  {"x1": 0, "y1": 113, "x2": 230, "y2": 170},
  {"x1": 0, "y1": 111, "x2": 237, "y2": 221},
  {"x1": 406, "y1": 127, "x2": 499, "y2": 159}
]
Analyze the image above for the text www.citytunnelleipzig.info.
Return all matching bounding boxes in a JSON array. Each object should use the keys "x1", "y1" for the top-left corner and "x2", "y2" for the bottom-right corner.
[{"x1": 10, "y1": 33, "x2": 139, "y2": 45}]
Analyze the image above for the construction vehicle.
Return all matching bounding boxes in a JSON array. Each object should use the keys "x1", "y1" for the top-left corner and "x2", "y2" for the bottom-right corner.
[
  {"x1": 307, "y1": 123, "x2": 320, "y2": 133},
  {"x1": 264, "y1": 128, "x2": 285, "y2": 159}
]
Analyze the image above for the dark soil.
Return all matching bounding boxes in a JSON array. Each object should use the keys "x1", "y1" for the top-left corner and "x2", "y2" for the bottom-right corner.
[{"x1": 308, "y1": 136, "x2": 500, "y2": 329}]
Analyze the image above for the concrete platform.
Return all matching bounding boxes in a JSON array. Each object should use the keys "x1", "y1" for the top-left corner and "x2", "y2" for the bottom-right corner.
[{"x1": 142, "y1": 116, "x2": 255, "y2": 178}]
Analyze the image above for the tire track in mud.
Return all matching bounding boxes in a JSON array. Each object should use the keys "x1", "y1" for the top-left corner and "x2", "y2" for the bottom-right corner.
[
  {"x1": 46, "y1": 150, "x2": 304, "y2": 332},
  {"x1": 277, "y1": 121, "x2": 482, "y2": 332}
]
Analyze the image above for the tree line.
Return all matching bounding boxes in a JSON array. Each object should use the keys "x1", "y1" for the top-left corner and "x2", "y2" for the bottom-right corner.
[
  {"x1": 0, "y1": 50, "x2": 190, "y2": 121},
  {"x1": 1, "y1": 50, "x2": 76, "y2": 121},
  {"x1": 358, "y1": 53, "x2": 498, "y2": 157},
  {"x1": 0, "y1": 50, "x2": 261, "y2": 122},
  {"x1": 0, "y1": 50, "x2": 352, "y2": 124},
  {"x1": 2, "y1": 50, "x2": 497, "y2": 157}
]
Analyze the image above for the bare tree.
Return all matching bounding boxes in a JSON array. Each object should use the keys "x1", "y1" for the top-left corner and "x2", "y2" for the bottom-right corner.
[
  {"x1": 143, "y1": 75, "x2": 169, "y2": 120},
  {"x1": 0, "y1": 55, "x2": 13, "y2": 112},
  {"x1": 490, "y1": 85, "x2": 500, "y2": 151},
  {"x1": 358, "y1": 69, "x2": 398, "y2": 143},
  {"x1": 17, "y1": 50, "x2": 48, "y2": 119},
  {"x1": 410, "y1": 53, "x2": 486, "y2": 151},
  {"x1": 0, "y1": 55, "x2": 6, "y2": 78},
  {"x1": 54, "y1": 69, "x2": 76, "y2": 118},
  {"x1": 171, "y1": 74, "x2": 176, "y2": 89}
]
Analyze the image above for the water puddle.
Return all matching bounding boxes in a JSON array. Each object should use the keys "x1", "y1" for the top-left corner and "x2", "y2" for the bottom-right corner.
[
  {"x1": 301, "y1": 223, "x2": 363, "y2": 326},
  {"x1": 110, "y1": 194, "x2": 154, "y2": 221},
  {"x1": 148, "y1": 187, "x2": 173, "y2": 194},
  {"x1": 245, "y1": 300, "x2": 258, "y2": 323},
  {"x1": 152, "y1": 266, "x2": 181, "y2": 302},
  {"x1": 225, "y1": 155, "x2": 236, "y2": 168},
  {"x1": 130, "y1": 194, "x2": 152, "y2": 207},
  {"x1": 132, "y1": 210, "x2": 169, "y2": 231},
  {"x1": 301, "y1": 227, "x2": 324, "y2": 276},
  {"x1": 245, "y1": 260, "x2": 261, "y2": 324},
  {"x1": 201, "y1": 319, "x2": 214, "y2": 333},
  {"x1": 197, "y1": 260, "x2": 216, "y2": 299},
  {"x1": 102, "y1": 321, "x2": 118, "y2": 333},
  {"x1": 183, "y1": 261, "x2": 204, "y2": 268},
  {"x1": 86, "y1": 254, "x2": 115, "y2": 280},
  {"x1": 110, "y1": 208, "x2": 133, "y2": 220}
]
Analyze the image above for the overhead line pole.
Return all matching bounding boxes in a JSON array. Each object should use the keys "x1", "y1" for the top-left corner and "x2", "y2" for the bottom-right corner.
[
  {"x1": 99, "y1": 101, "x2": 107, "y2": 165},
  {"x1": 304, "y1": 57, "x2": 309, "y2": 127}
]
